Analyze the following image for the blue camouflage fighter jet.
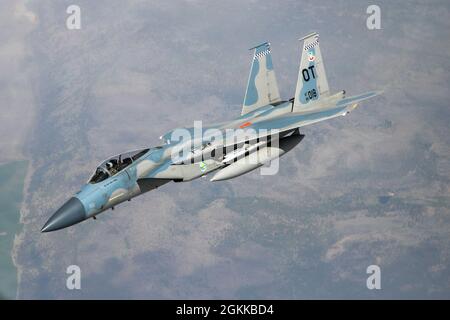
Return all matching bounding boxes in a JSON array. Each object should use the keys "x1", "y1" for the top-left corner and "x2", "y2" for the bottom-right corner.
[{"x1": 42, "y1": 33, "x2": 381, "y2": 232}]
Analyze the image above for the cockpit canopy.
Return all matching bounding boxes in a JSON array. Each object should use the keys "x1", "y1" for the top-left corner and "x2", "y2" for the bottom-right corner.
[{"x1": 89, "y1": 148, "x2": 150, "y2": 184}]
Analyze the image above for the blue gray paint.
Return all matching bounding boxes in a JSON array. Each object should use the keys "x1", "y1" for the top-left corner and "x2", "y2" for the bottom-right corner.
[
  {"x1": 244, "y1": 42, "x2": 272, "y2": 107},
  {"x1": 265, "y1": 49, "x2": 274, "y2": 70},
  {"x1": 244, "y1": 55, "x2": 260, "y2": 106}
]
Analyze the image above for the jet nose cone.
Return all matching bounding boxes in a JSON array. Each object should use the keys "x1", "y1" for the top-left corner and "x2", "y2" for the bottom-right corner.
[{"x1": 41, "y1": 197, "x2": 86, "y2": 233}]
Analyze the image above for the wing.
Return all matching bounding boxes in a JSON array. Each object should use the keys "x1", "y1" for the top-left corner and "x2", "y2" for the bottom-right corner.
[
  {"x1": 212, "y1": 91, "x2": 382, "y2": 150},
  {"x1": 250, "y1": 91, "x2": 381, "y2": 133},
  {"x1": 161, "y1": 91, "x2": 380, "y2": 165}
]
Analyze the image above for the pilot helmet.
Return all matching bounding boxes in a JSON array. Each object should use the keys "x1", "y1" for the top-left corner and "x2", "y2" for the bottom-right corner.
[{"x1": 106, "y1": 162, "x2": 113, "y2": 170}]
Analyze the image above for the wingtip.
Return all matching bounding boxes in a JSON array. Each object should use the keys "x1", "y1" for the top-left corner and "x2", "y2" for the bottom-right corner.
[
  {"x1": 368, "y1": 89, "x2": 383, "y2": 96},
  {"x1": 363, "y1": 90, "x2": 384, "y2": 99}
]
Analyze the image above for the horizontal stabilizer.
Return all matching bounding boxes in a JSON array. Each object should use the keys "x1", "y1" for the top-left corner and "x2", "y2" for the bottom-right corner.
[{"x1": 336, "y1": 90, "x2": 382, "y2": 107}]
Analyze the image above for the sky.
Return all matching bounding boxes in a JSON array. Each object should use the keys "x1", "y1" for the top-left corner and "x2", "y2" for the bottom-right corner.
[{"x1": 0, "y1": 0, "x2": 449, "y2": 299}]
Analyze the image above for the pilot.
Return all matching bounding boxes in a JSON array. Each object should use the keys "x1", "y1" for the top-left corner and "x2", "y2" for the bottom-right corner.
[{"x1": 106, "y1": 161, "x2": 117, "y2": 175}]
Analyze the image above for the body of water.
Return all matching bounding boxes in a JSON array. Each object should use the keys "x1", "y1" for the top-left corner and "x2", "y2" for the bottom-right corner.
[{"x1": 0, "y1": 160, "x2": 28, "y2": 299}]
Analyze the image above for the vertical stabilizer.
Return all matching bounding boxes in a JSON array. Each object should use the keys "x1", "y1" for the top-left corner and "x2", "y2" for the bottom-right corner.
[
  {"x1": 242, "y1": 42, "x2": 281, "y2": 115},
  {"x1": 293, "y1": 32, "x2": 330, "y2": 112}
]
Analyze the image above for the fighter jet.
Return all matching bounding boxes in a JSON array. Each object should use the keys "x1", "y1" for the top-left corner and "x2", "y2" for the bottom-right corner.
[{"x1": 42, "y1": 32, "x2": 381, "y2": 232}]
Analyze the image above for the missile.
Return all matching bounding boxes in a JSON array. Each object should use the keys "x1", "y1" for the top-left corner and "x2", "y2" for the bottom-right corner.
[
  {"x1": 222, "y1": 140, "x2": 268, "y2": 165},
  {"x1": 210, "y1": 132, "x2": 305, "y2": 181}
]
